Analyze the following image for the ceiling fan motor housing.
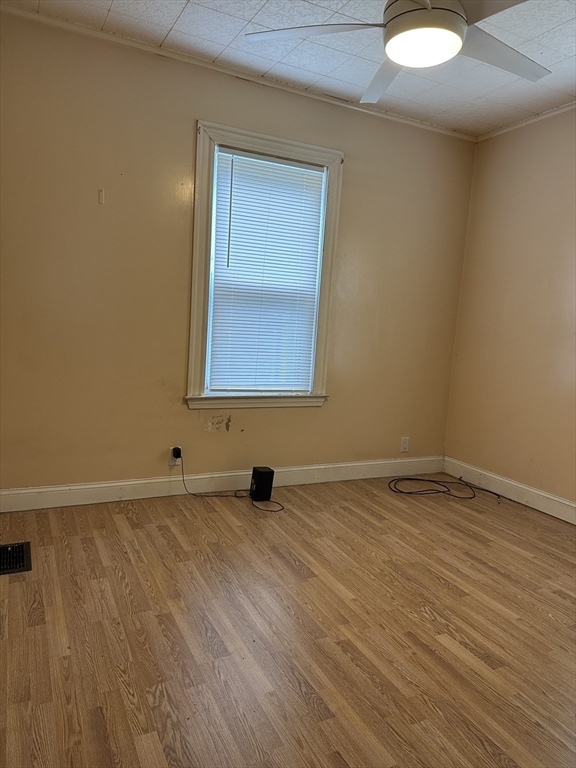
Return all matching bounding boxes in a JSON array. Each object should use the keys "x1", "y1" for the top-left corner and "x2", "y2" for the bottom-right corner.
[{"x1": 383, "y1": 0, "x2": 468, "y2": 46}]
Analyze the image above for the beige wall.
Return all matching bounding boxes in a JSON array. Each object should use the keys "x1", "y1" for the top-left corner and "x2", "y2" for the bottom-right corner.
[
  {"x1": 446, "y1": 109, "x2": 576, "y2": 501},
  {"x1": 0, "y1": 15, "x2": 475, "y2": 489}
]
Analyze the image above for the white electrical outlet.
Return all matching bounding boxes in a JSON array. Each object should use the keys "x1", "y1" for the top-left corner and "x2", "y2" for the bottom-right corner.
[
  {"x1": 169, "y1": 447, "x2": 182, "y2": 466},
  {"x1": 400, "y1": 437, "x2": 409, "y2": 453}
]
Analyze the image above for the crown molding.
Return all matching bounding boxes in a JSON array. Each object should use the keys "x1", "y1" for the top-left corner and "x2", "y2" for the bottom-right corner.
[
  {"x1": 1, "y1": 5, "x2": 475, "y2": 143},
  {"x1": 477, "y1": 102, "x2": 576, "y2": 142}
]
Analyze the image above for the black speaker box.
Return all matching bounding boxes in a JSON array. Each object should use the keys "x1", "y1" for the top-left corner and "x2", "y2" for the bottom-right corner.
[{"x1": 250, "y1": 466, "x2": 274, "y2": 502}]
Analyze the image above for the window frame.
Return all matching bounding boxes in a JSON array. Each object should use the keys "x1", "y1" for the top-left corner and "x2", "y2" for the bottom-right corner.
[{"x1": 186, "y1": 121, "x2": 343, "y2": 410}]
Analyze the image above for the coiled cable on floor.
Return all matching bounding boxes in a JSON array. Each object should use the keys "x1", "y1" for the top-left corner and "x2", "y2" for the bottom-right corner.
[{"x1": 388, "y1": 476, "x2": 501, "y2": 502}]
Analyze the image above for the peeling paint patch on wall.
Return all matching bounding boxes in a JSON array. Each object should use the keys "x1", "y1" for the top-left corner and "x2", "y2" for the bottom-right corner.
[{"x1": 204, "y1": 415, "x2": 233, "y2": 433}]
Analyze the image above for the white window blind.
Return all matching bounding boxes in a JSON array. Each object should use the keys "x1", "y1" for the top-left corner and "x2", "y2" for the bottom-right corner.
[{"x1": 205, "y1": 147, "x2": 327, "y2": 395}]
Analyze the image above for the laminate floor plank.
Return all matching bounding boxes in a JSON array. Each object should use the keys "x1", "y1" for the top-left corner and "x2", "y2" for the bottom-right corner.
[{"x1": 1, "y1": 475, "x2": 574, "y2": 767}]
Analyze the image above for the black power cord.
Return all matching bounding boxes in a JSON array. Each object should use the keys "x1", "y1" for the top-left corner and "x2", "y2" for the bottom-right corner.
[
  {"x1": 388, "y1": 475, "x2": 501, "y2": 502},
  {"x1": 178, "y1": 452, "x2": 284, "y2": 513}
]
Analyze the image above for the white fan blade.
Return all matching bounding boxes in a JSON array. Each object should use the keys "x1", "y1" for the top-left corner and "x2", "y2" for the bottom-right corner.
[
  {"x1": 462, "y1": 26, "x2": 550, "y2": 81},
  {"x1": 360, "y1": 58, "x2": 402, "y2": 104},
  {"x1": 461, "y1": 0, "x2": 527, "y2": 25},
  {"x1": 413, "y1": 0, "x2": 433, "y2": 8},
  {"x1": 246, "y1": 23, "x2": 384, "y2": 43}
]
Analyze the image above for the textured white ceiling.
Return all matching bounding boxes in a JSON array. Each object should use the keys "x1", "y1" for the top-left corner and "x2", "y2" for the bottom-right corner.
[{"x1": 2, "y1": 0, "x2": 575, "y2": 137}]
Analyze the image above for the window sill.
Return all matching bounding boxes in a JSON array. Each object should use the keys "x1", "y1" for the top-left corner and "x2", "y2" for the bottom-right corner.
[{"x1": 185, "y1": 394, "x2": 328, "y2": 410}]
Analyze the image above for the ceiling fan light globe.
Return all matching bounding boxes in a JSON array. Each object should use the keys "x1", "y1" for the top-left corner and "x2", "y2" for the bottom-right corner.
[
  {"x1": 385, "y1": 27, "x2": 463, "y2": 68},
  {"x1": 383, "y1": 3, "x2": 467, "y2": 69}
]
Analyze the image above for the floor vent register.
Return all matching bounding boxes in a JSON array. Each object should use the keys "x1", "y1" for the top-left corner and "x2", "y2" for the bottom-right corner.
[{"x1": 0, "y1": 542, "x2": 32, "y2": 575}]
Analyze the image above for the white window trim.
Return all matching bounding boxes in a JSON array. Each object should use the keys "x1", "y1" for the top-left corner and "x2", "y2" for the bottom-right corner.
[{"x1": 186, "y1": 121, "x2": 343, "y2": 410}]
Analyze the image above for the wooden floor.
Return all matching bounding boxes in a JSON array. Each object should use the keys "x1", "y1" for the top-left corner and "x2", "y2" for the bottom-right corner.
[{"x1": 1, "y1": 476, "x2": 575, "y2": 768}]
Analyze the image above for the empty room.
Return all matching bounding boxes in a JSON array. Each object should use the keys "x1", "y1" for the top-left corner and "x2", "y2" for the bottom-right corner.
[{"x1": 1, "y1": 1, "x2": 575, "y2": 767}]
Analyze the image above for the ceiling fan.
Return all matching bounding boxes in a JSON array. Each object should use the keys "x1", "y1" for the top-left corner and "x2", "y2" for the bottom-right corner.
[{"x1": 246, "y1": 0, "x2": 550, "y2": 104}]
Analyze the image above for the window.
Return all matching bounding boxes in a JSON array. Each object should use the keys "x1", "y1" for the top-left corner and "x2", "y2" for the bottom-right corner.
[{"x1": 186, "y1": 122, "x2": 343, "y2": 409}]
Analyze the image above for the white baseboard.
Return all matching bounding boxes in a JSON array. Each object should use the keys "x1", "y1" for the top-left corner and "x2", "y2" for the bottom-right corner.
[
  {"x1": 3, "y1": 456, "x2": 573, "y2": 524},
  {"x1": 0, "y1": 456, "x2": 444, "y2": 513},
  {"x1": 444, "y1": 457, "x2": 576, "y2": 525}
]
